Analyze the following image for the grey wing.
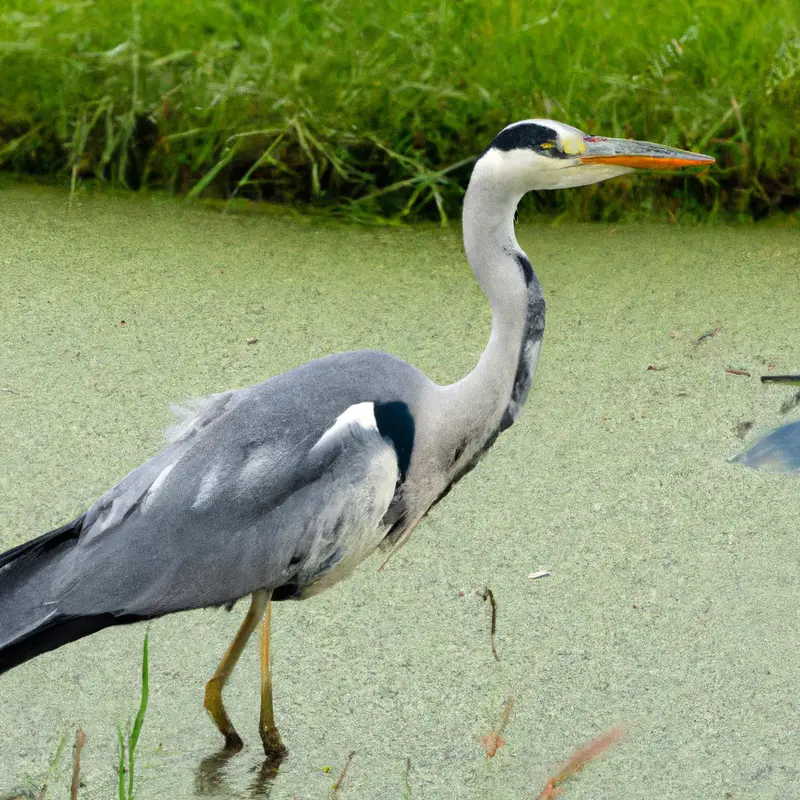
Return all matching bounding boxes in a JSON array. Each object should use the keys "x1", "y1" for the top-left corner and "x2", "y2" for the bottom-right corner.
[
  {"x1": 48, "y1": 352, "x2": 424, "y2": 619},
  {"x1": 80, "y1": 389, "x2": 243, "y2": 535},
  {"x1": 54, "y1": 405, "x2": 399, "y2": 617}
]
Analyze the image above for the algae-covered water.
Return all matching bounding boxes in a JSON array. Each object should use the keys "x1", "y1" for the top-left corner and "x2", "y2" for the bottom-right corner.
[{"x1": 0, "y1": 186, "x2": 798, "y2": 799}]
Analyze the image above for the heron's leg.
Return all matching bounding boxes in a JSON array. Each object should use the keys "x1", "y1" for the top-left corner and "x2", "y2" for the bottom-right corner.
[
  {"x1": 204, "y1": 589, "x2": 270, "y2": 750},
  {"x1": 259, "y1": 597, "x2": 287, "y2": 758}
]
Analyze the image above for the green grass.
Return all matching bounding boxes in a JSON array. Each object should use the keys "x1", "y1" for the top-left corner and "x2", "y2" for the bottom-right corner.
[
  {"x1": 0, "y1": 0, "x2": 798, "y2": 220},
  {"x1": 116, "y1": 630, "x2": 150, "y2": 800}
]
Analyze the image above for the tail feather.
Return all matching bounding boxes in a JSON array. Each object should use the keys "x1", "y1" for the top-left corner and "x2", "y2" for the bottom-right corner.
[
  {"x1": 0, "y1": 514, "x2": 85, "y2": 568},
  {"x1": 0, "y1": 515, "x2": 147, "y2": 674},
  {"x1": 0, "y1": 611, "x2": 150, "y2": 674}
]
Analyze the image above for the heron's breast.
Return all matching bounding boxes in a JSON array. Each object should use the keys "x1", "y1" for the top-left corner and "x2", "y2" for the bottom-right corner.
[
  {"x1": 295, "y1": 518, "x2": 391, "y2": 598},
  {"x1": 294, "y1": 446, "x2": 398, "y2": 599}
]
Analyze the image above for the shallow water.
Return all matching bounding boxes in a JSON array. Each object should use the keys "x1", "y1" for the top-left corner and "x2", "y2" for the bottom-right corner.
[{"x1": 0, "y1": 186, "x2": 798, "y2": 799}]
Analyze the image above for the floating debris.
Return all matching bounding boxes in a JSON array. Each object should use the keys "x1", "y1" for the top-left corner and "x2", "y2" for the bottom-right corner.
[
  {"x1": 71, "y1": 728, "x2": 87, "y2": 800},
  {"x1": 695, "y1": 326, "x2": 720, "y2": 345},
  {"x1": 481, "y1": 696, "x2": 514, "y2": 758},
  {"x1": 528, "y1": 570, "x2": 552, "y2": 580},
  {"x1": 330, "y1": 750, "x2": 356, "y2": 796},
  {"x1": 536, "y1": 725, "x2": 624, "y2": 799},
  {"x1": 476, "y1": 587, "x2": 500, "y2": 661}
]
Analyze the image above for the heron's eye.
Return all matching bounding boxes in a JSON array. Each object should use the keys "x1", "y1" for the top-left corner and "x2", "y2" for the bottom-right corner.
[{"x1": 540, "y1": 142, "x2": 554, "y2": 150}]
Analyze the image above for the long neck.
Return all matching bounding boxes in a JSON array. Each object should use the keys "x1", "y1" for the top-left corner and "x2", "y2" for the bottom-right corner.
[{"x1": 443, "y1": 164, "x2": 545, "y2": 432}]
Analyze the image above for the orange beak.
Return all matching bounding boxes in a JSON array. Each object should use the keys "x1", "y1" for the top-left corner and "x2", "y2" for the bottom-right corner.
[{"x1": 578, "y1": 136, "x2": 715, "y2": 170}]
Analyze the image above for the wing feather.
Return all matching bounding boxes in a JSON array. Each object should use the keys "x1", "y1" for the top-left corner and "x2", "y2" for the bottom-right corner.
[{"x1": 49, "y1": 360, "x2": 416, "y2": 618}]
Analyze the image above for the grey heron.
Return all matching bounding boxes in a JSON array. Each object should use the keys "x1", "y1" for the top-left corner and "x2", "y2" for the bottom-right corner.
[{"x1": 0, "y1": 120, "x2": 713, "y2": 758}]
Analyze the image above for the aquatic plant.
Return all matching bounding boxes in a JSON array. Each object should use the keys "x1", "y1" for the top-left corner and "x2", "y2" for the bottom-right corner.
[{"x1": 116, "y1": 629, "x2": 150, "y2": 800}]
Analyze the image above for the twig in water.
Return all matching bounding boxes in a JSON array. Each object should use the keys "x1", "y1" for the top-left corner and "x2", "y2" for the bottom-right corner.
[
  {"x1": 694, "y1": 326, "x2": 720, "y2": 345},
  {"x1": 476, "y1": 587, "x2": 500, "y2": 661},
  {"x1": 403, "y1": 757, "x2": 411, "y2": 799},
  {"x1": 330, "y1": 750, "x2": 356, "y2": 796},
  {"x1": 536, "y1": 725, "x2": 624, "y2": 798},
  {"x1": 481, "y1": 695, "x2": 514, "y2": 757},
  {"x1": 71, "y1": 728, "x2": 87, "y2": 800},
  {"x1": 725, "y1": 368, "x2": 750, "y2": 377},
  {"x1": 761, "y1": 374, "x2": 800, "y2": 384}
]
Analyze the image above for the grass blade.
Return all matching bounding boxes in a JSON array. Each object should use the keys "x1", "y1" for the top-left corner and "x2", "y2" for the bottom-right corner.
[
  {"x1": 187, "y1": 148, "x2": 235, "y2": 199},
  {"x1": 127, "y1": 629, "x2": 150, "y2": 799},
  {"x1": 116, "y1": 724, "x2": 126, "y2": 800}
]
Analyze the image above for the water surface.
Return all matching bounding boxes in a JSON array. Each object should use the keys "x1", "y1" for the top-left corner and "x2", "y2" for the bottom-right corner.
[{"x1": 1, "y1": 186, "x2": 798, "y2": 798}]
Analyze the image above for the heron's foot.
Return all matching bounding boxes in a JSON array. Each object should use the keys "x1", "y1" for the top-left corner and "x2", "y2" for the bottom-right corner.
[
  {"x1": 259, "y1": 720, "x2": 287, "y2": 761},
  {"x1": 204, "y1": 677, "x2": 243, "y2": 752}
]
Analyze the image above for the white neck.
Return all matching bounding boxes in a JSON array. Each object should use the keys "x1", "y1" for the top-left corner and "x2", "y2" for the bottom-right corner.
[{"x1": 441, "y1": 159, "x2": 545, "y2": 432}]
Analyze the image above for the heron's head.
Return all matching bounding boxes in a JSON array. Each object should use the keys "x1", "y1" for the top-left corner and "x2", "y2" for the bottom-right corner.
[{"x1": 476, "y1": 119, "x2": 714, "y2": 192}]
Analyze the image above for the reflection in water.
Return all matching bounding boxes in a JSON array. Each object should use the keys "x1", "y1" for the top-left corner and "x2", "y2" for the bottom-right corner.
[
  {"x1": 195, "y1": 747, "x2": 240, "y2": 796},
  {"x1": 247, "y1": 752, "x2": 284, "y2": 798},
  {"x1": 194, "y1": 746, "x2": 286, "y2": 798},
  {"x1": 733, "y1": 419, "x2": 800, "y2": 473}
]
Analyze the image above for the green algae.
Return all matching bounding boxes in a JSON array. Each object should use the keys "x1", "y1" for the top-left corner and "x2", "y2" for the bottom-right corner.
[{"x1": 0, "y1": 185, "x2": 799, "y2": 798}]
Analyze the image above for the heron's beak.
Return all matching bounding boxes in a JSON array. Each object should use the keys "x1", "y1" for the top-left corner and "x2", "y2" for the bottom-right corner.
[{"x1": 578, "y1": 137, "x2": 715, "y2": 171}]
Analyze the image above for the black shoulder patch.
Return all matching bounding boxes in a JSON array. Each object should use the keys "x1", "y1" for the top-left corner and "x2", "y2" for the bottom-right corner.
[{"x1": 374, "y1": 401, "x2": 415, "y2": 481}]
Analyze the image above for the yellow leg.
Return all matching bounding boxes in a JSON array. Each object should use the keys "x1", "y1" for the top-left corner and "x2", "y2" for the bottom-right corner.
[
  {"x1": 204, "y1": 589, "x2": 270, "y2": 751},
  {"x1": 259, "y1": 598, "x2": 287, "y2": 759}
]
